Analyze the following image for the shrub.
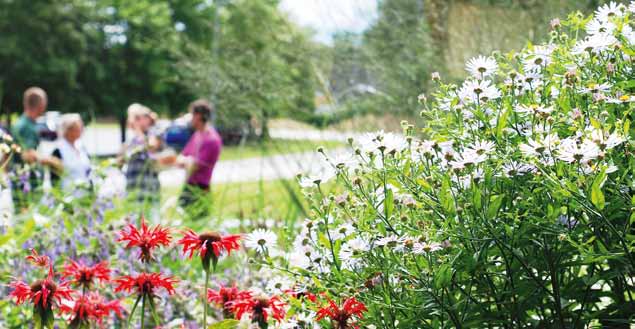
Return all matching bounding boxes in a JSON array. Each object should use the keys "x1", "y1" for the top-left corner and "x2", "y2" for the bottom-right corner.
[{"x1": 260, "y1": 2, "x2": 635, "y2": 328}]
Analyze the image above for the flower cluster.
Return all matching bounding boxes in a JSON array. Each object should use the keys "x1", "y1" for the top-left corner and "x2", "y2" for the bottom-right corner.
[
  {"x1": 251, "y1": 2, "x2": 635, "y2": 327},
  {"x1": 9, "y1": 250, "x2": 123, "y2": 328}
]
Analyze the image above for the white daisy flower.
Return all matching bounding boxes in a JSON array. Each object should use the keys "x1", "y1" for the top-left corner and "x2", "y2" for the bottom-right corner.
[
  {"x1": 557, "y1": 138, "x2": 600, "y2": 163},
  {"x1": 328, "y1": 153, "x2": 357, "y2": 170},
  {"x1": 356, "y1": 131, "x2": 407, "y2": 154},
  {"x1": 412, "y1": 241, "x2": 443, "y2": 254},
  {"x1": 288, "y1": 249, "x2": 313, "y2": 270},
  {"x1": 458, "y1": 79, "x2": 502, "y2": 104},
  {"x1": 589, "y1": 129, "x2": 624, "y2": 150},
  {"x1": 607, "y1": 94, "x2": 635, "y2": 103},
  {"x1": 518, "y1": 71, "x2": 544, "y2": 93},
  {"x1": 622, "y1": 25, "x2": 635, "y2": 45},
  {"x1": 468, "y1": 140, "x2": 496, "y2": 155},
  {"x1": 587, "y1": 33, "x2": 618, "y2": 53},
  {"x1": 514, "y1": 104, "x2": 553, "y2": 118},
  {"x1": 329, "y1": 223, "x2": 355, "y2": 241},
  {"x1": 245, "y1": 229, "x2": 278, "y2": 254},
  {"x1": 347, "y1": 235, "x2": 371, "y2": 252},
  {"x1": 630, "y1": 1, "x2": 635, "y2": 13},
  {"x1": 586, "y1": 18, "x2": 616, "y2": 36},
  {"x1": 579, "y1": 82, "x2": 612, "y2": 94},
  {"x1": 523, "y1": 45, "x2": 555, "y2": 71},
  {"x1": 595, "y1": 2, "x2": 626, "y2": 22},
  {"x1": 299, "y1": 166, "x2": 336, "y2": 188},
  {"x1": 465, "y1": 55, "x2": 498, "y2": 79},
  {"x1": 501, "y1": 161, "x2": 536, "y2": 177},
  {"x1": 460, "y1": 149, "x2": 488, "y2": 166},
  {"x1": 375, "y1": 235, "x2": 402, "y2": 247},
  {"x1": 438, "y1": 97, "x2": 459, "y2": 112},
  {"x1": 265, "y1": 276, "x2": 294, "y2": 295},
  {"x1": 519, "y1": 138, "x2": 548, "y2": 157}
]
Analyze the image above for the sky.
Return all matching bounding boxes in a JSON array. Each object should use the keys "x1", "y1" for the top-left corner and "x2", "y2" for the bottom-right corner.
[{"x1": 279, "y1": 0, "x2": 378, "y2": 44}]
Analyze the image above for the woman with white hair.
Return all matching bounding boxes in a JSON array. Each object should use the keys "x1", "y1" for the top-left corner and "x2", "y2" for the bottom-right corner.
[{"x1": 50, "y1": 113, "x2": 91, "y2": 190}]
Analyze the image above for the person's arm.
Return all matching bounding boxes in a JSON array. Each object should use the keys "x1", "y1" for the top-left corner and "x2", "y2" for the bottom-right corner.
[
  {"x1": 20, "y1": 149, "x2": 38, "y2": 163},
  {"x1": 39, "y1": 150, "x2": 63, "y2": 173}
]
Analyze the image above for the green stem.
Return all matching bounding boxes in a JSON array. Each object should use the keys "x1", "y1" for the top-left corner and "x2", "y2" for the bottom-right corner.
[
  {"x1": 141, "y1": 294, "x2": 146, "y2": 329},
  {"x1": 204, "y1": 264, "x2": 210, "y2": 328},
  {"x1": 126, "y1": 295, "x2": 142, "y2": 329},
  {"x1": 148, "y1": 297, "x2": 162, "y2": 326}
]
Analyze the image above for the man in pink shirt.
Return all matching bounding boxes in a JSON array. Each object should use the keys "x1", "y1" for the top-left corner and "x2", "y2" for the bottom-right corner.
[{"x1": 175, "y1": 99, "x2": 222, "y2": 218}]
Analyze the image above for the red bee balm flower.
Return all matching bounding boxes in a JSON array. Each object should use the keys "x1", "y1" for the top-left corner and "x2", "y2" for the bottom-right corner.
[
  {"x1": 316, "y1": 297, "x2": 367, "y2": 329},
  {"x1": 230, "y1": 292, "x2": 286, "y2": 326},
  {"x1": 10, "y1": 278, "x2": 75, "y2": 327},
  {"x1": 118, "y1": 217, "x2": 171, "y2": 263},
  {"x1": 10, "y1": 278, "x2": 74, "y2": 308},
  {"x1": 26, "y1": 249, "x2": 51, "y2": 268},
  {"x1": 62, "y1": 260, "x2": 111, "y2": 288},
  {"x1": 114, "y1": 272, "x2": 177, "y2": 297},
  {"x1": 59, "y1": 292, "x2": 124, "y2": 326},
  {"x1": 177, "y1": 229, "x2": 241, "y2": 269},
  {"x1": 26, "y1": 249, "x2": 54, "y2": 277},
  {"x1": 208, "y1": 284, "x2": 249, "y2": 317}
]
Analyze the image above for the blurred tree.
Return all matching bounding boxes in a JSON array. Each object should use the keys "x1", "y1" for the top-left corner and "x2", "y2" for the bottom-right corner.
[
  {"x1": 363, "y1": 0, "x2": 433, "y2": 117},
  {"x1": 176, "y1": 0, "x2": 317, "y2": 140},
  {"x1": 0, "y1": 0, "x2": 213, "y2": 138},
  {"x1": 0, "y1": 0, "x2": 98, "y2": 124}
]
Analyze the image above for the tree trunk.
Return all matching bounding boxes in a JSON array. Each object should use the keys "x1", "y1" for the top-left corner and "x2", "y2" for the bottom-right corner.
[
  {"x1": 260, "y1": 108, "x2": 270, "y2": 141},
  {"x1": 424, "y1": 0, "x2": 451, "y2": 74},
  {"x1": 0, "y1": 80, "x2": 7, "y2": 128},
  {"x1": 119, "y1": 115, "x2": 127, "y2": 143}
]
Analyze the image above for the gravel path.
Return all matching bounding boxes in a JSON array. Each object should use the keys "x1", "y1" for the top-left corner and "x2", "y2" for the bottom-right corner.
[
  {"x1": 39, "y1": 125, "x2": 359, "y2": 185},
  {"x1": 159, "y1": 147, "x2": 349, "y2": 186}
]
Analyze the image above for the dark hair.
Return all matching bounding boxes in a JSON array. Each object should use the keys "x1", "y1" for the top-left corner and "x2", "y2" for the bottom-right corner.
[{"x1": 188, "y1": 99, "x2": 213, "y2": 122}]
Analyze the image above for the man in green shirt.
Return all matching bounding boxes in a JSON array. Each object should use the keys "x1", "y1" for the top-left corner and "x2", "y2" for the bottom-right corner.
[
  {"x1": 10, "y1": 87, "x2": 59, "y2": 210},
  {"x1": 12, "y1": 87, "x2": 47, "y2": 162}
]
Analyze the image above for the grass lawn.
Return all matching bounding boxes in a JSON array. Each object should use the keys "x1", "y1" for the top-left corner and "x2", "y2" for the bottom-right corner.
[
  {"x1": 160, "y1": 178, "x2": 308, "y2": 229},
  {"x1": 219, "y1": 139, "x2": 344, "y2": 161}
]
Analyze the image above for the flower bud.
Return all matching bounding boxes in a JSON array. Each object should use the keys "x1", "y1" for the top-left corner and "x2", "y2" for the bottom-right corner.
[
  {"x1": 550, "y1": 18, "x2": 561, "y2": 30},
  {"x1": 431, "y1": 72, "x2": 441, "y2": 81}
]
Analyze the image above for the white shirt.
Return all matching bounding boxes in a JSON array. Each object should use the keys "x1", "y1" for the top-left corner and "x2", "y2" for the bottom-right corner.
[{"x1": 56, "y1": 138, "x2": 91, "y2": 190}]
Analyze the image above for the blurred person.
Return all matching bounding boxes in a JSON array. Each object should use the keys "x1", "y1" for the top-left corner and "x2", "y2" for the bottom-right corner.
[
  {"x1": 122, "y1": 103, "x2": 161, "y2": 213},
  {"x1": 162, "y1": 99, "x2": 222, "y2": 219},
  {"x1": 10, "y1": 87, "x2": 60, "y2": 209},
  {"x1": 49, "y1": 114, "x2": 91, "y2": 191},
  {"x1": 0, "y1": 128, "x2": 13, "y2": 225}
]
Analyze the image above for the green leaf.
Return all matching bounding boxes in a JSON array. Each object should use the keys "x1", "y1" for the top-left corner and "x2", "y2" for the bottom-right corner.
[
  {"x1": 434, "y1": 264, "x2": 452, "y2": 289},
  {"x1": 209, "y1": 319, "x2": 240, "y2": 329},
  {"x1": 472, "y1": 187, "x2": 482, "y2": 209},
  {"x1": 487, "y1": 195, "x2": 504, "y2": 219},
  {"x1": 385, "y1": 187, "x2": 394, "y2": 219},
  {"x1": 16, "y1": 219, "x2": 35, "y2": 245},
  {"x1": 590, "y1": 169, "x2": 607, "y2": 210},
  {"x1": 439, "y1": 178, "x2": 455, "y2": 214},
  {"x1": 496, "y1": 103, "x2": 511, "y2": 138}
]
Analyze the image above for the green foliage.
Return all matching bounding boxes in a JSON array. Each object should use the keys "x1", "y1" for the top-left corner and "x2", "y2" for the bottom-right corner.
[
  {"x1": 175, "y1": 0, "x2": 318, "y2": 137},
  {"x1": 260, "y1": 4, "x2": 635, "y2": 328},
  {"x1": 364, "y1": 0, "x2": 433, "y2": 116}
]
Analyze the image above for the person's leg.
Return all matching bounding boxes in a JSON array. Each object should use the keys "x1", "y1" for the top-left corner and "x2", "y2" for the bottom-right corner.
[{"x1": 178, "y1": 184, "x2": 210, "y2": 220}]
